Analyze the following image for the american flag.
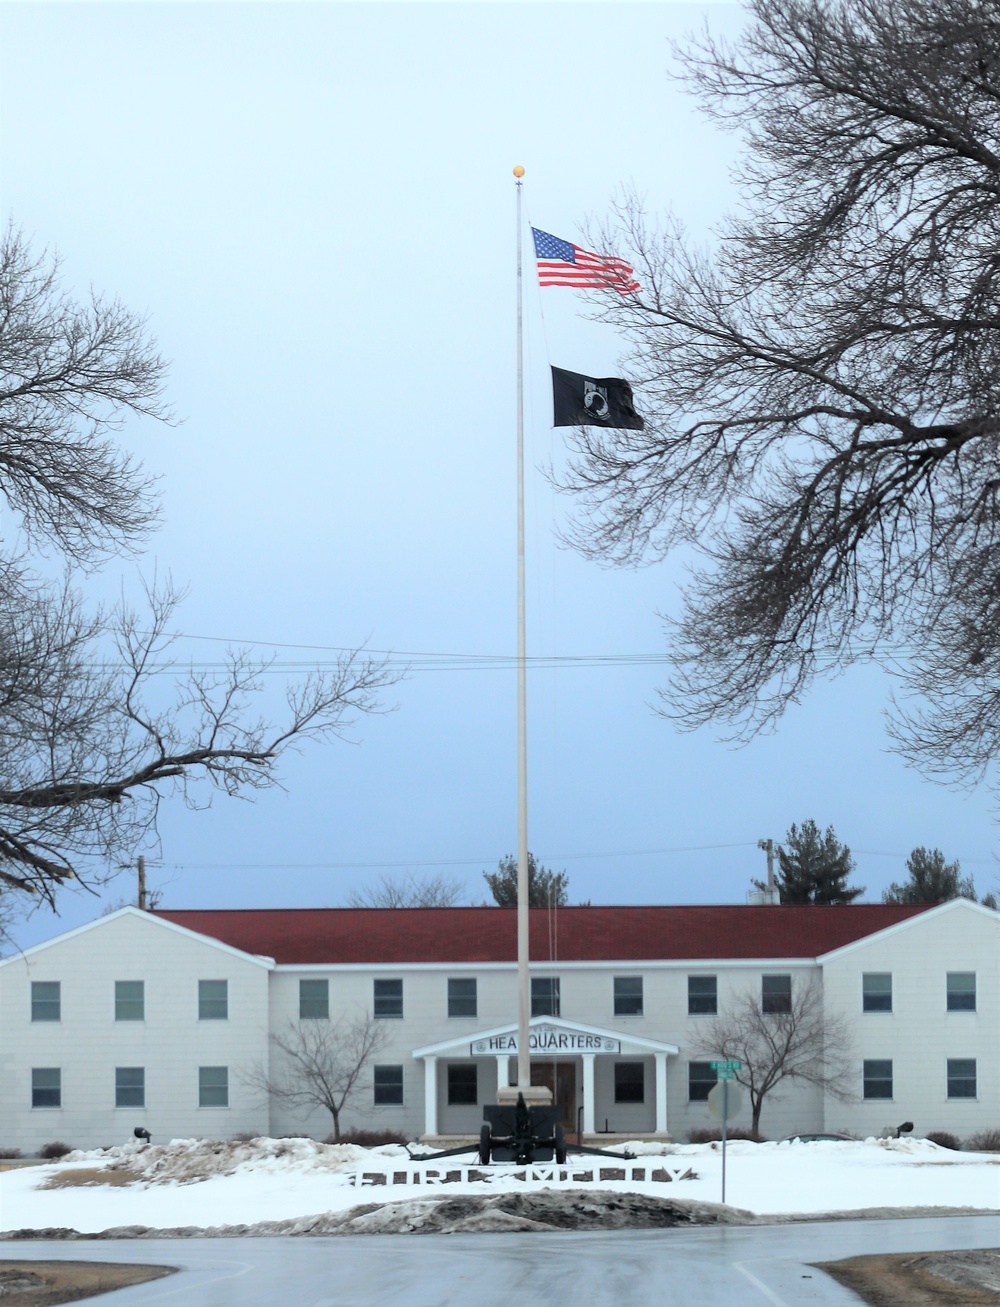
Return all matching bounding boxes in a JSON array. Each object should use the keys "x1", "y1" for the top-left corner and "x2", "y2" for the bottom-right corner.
[{"x1": 532, "y1": 228, "x2": 640, "y2": 294}]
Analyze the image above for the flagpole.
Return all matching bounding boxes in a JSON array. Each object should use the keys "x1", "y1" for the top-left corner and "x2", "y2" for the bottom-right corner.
[{"x1": 513, "y1": 164, "x2": 530, "y2": 1092}]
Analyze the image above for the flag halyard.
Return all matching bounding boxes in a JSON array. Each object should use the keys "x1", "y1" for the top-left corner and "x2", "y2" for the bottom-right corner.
[{"x1": 532, "y1": 228, "x2": 640, "y2": 294}]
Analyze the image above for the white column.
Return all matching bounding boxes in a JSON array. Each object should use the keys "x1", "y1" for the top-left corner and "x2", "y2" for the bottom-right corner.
[
  {"x1": 423, "y1": 1056, "x2": 438, "y2": 1137},
  {"x1": 496, "y1": 1055, "x2": 510, "y2": 1092},
  {"x1": 655, "y1": 1053, "x2": 668, "y2": 1135},
  {"x1": 582, "y1": 1054, "x2": 596, "y2": 1135}
]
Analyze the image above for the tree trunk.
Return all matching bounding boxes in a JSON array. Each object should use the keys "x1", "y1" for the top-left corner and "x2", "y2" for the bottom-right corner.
[{"x1": 330, "y1": 1107, "x2": 341, "y2": 1142}]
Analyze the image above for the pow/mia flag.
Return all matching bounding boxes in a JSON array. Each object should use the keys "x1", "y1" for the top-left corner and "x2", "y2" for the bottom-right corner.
[{"x1": 551, "y1": 366, "x2": 644, "y2": 430}]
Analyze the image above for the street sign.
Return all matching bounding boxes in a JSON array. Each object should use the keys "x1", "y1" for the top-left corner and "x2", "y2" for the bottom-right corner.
[
  {"x1": 710, "y1": 1060, "x2": 742, "y2": 1072},
  {"x1": 716, "y1": 1069, "x2": 735, "y2": 1080},
  {"x1": 707, "y1": 1080, "x2": 743, "y2": 1122}
]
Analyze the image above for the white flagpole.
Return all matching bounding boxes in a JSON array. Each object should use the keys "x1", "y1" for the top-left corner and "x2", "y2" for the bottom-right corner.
[{"x1": 513, "y1": 164, "x2": 530, "y2": 1092}]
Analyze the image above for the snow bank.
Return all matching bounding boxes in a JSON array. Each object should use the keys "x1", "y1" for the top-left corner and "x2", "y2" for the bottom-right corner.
[{"x1": 1, "y1": 1134, "x2": 996, "y2": 1235}]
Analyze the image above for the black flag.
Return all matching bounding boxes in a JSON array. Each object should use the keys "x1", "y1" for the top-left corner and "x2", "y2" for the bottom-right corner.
[{"x1": 551, "y1": 365, "x2": 644, "y2": 430}]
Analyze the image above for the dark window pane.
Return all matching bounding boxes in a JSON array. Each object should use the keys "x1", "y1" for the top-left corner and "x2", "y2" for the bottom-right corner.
[
  {"x1": 947, "y1": 973, "x2": 976, "y2": 1012},
  {"x1": 762, "y1": 975, "x2": 792, "y2": 1014},
  {"x1": 199, "y1": 1066, "x2": 228, "y2": 1107},
  {"x1": 31, "y1": 1067, "x2": 61, "y2": 1108},
  {"x1": 531, "y1": 977, "x2": 560, "y2": 1017},
  {"x1": 862, "y1": 973, "x2": 892, "y2": 1013},
  {"x1": 688, "y1": 976, "x2": 718, "y2": 1015},
  {"x1": 863, "y1": 1059, "x2": 893, "y2": 1099},
  {"x1": 614, "y1": 1061, "x2": 645, "y2": 1103},
  {"x1": 614, "y1": 977, "x2": 643, "y2": 1017},
  {"x1": 374, "y1": 979, "x2": 403, "y2": 1018},
  {"x1": 299, "y1": 979, "x2": 329, "y2": 1020},
  {"x1": 115, "y1": 981, "x2": 145, "y2": 1021},
  {"x1": 31, "y1": 981, "x2": 60, "y2": 1022},
  {"x1": 947, "y1": 1059, "x2": 977, "y2": 1099},
  {"x1": 198, "y1": 980, "x2": 228, "y2": 1020},
  {"x1": 447, "y1": 1063, "x2": 478, "y2": 1105},
  {"x1": 115, "y1": 1066, "x2": 145, "y2": 1108},
  {"x1": 688, "y1": 1061, "x2": 715, "y2": 1102},
  {"x1": 373, "y1": 1064, "x2": 404, "y2": 1105},
  {"x1": 448, "y1": 978, "x2": 477, "y2": 1019}
]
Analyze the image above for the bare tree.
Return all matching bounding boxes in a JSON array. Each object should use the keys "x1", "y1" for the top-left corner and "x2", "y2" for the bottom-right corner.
[
  {"x1": 691, "y1": 981, "x2": 853, "y2": 1136},
  {"x1": 555, "y1": 0, "x2": 1000, "y2": 791},
  {"x1": 0, "y1": 572, "x2": 395, "y2": 907},
  {"x1": 0, "y1": 228, "x2": 398, "y2": 917},
  {"x1": 0, "y1": 225, "x2": 166, "y2": 563},
  {"x1": 246, "y1": 1015, "x2": 389, "y2": 1141},
  {"x1": 347, "y1": 871, "x2": 463, "y2": 908}
]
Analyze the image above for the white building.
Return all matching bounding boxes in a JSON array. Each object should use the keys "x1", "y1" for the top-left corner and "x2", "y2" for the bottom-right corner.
[{"x1": 1, "y1": 899, "x2": 995, "y2": 1153}]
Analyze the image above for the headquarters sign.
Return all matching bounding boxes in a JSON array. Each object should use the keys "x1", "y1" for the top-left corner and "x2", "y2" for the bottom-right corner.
[{"x1": 470, "y1": 1023, "x2": 620, "y2": 1057}]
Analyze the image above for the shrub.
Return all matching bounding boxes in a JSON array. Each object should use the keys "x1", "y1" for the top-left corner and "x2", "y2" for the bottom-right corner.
[
  {"x1": 686, "y1": 1127, "x2": 765, "y2": 1144},
  {"x1": 925, "y1": 1131, "x2": 961, "y2": 1151},
  {"x1": 324, "y1": 1128, "x2": 408, "y2": 1147},
  {"x1": 0, "y1": 1148, "x2": 22, "y2": 1160},
  {"x1": 963, "y1": 1129, "x2": 1000, "y2": 1152},
  {"x1": 37, "y1": 1141, "x2": 73, "y2": 1159},
  {"x1": 230, "y1": 1131, "x2": 258, "y2": 1143}
]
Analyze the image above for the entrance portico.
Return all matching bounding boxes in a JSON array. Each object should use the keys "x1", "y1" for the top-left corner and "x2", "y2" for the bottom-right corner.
[{"x1": 412, "y1": 1016, "x2": 679, "y2": 1141}]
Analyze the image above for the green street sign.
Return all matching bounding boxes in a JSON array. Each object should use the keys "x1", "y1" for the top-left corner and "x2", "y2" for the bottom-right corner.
[
  {"x1": 716, "y1": 1069, "x2": 735, "y2": 1080},
  {"x1": 711, "y1": 1060, "x2": 742, "y2": 1072}
]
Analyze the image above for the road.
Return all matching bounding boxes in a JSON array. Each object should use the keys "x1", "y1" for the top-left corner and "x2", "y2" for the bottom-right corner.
[{"x1": 4, "y1": 1216, "x2": 998, "y2": 1305}]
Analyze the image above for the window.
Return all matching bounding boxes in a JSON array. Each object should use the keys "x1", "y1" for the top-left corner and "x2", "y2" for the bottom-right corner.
[
  {"x1": 688, "y1": 975, "x2": 718, "y2": 1016},
  {"x1": 614, "y1": 977, "x2": 643, "y2": 1017},
  {"x1": 862, "y1": 973, "x2": 892, "y2": 1013},
  {"x1": 947, "y1": 1059, "x2": 977, "y2": 1099},
  {"x1": 31, "y1": 981, "x2": 60, "y2": 1022},
  {"x1": 447, "y1": 1063, "x2": 478, "y2": 1105},
  {"x1": 115, "y1": 981, "x2": 145, "y2": 1021},
  {"x1": 31, "y1": 1068, "x2": 61, "y2": 1109},
  {"x1": 688, "y1": 1061, "x2": 715, "y2": 1102},
  {"x1": 199, "y1": 1066, "x2": 229, "y2": 1107},
  {"x1": 762, "y1": 974, "x2": 792, "y2": 1014},
  {"x1": 863, "y1": 1059, "x2": 893, "y2": 1100},
  {"x1": 447, "y1": 977, "x2": 477, "y2": 1019},
  {"x1": 947, "y1": 972, "x2": 976, "y2": 1012},
  {"x1": 531, "y1": 977, "x2": 560, "y2": 1017},
  {"x1": 373, "y1": 1064, "x2": 404, "y2": 1105},
  {"x1": 373, "y1": 979, "x2": 403, "y2": 1018},
  {"x1": 614, "y1": 1062, "x2": 645, "y2": 1104},
  {"x1": 299, "y1": 979, "x2": 329, "y2": 1020},
  {"x1": 115, "y1": 1066, "x2": 145, "y2": 1108},
  {"x1": 198, "y1": 980, "x2": 228, "y2": 1020}
]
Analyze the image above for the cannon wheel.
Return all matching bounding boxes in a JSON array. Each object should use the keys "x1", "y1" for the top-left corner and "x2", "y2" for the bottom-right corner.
[
  {"x1": 479, "y1": 1123, "x2": 492, "y2": 1165},
  {"x1": 554, "y1": 1124, "x2": 567, "y2": 1165}
]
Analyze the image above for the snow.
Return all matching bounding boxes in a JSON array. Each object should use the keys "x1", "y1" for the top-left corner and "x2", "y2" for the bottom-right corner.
[{"x1": 1, "y1": 1136, "x2": 997, "y2": 1235}]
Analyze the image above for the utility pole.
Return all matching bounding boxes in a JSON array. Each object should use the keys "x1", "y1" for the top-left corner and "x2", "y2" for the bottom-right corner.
[
  {"x1": 752, "y1": 841, "x2": 773, "y2": 893},
  {"x1": 137, "y1": 855, "x2": 147, "y2": 911}
]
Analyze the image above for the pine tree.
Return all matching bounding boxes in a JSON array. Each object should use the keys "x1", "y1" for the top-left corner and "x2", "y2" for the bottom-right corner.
[
  {"x1": 775, "y1": 820, "x2": 864, "y2": 904},
  {"x1": 483, "y1": 853, "x2": 569, "y2": 907},
  {"x1": 882, "y1": 848, "x2": 976, "y2": 904}
]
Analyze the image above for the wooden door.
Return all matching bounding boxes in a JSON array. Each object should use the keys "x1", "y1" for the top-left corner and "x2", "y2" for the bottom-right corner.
[{"x1": 531, "y1": 1062, "x2": 577, "y2": 1129}]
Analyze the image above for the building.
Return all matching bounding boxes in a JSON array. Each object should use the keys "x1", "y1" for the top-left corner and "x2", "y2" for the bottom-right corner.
[{"x1": 1, "y1": 899, "x2": 996, "y2": 1152}]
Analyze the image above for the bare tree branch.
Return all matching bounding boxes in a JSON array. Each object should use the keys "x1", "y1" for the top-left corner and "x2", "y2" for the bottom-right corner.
[{"x1": 347, "y1": 872, "x2": 463, "y2": 909}]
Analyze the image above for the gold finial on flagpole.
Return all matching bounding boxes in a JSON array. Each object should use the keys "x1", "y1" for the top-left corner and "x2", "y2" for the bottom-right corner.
[{"x1": 513, "y1": 165, "x2": 525, "y2": 178}]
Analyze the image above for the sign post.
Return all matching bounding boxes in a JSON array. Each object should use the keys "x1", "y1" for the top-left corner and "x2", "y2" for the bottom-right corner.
[{"x1": 708, "y1": 1062, "x2": 743, "y2": 1204}]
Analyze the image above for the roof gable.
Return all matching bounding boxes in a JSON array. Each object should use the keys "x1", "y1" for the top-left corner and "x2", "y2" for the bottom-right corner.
[
  {"x1": 819, "y1": 896, "x2": 1000, "y2": 962},
  {"x1": 0, "y1": 906, "x2": 274, "y2": 971}
]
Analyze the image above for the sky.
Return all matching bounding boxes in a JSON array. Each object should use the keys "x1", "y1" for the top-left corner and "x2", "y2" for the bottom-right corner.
[{"x1": 2, "y1": 1, "x2": 999, "y2": 953}]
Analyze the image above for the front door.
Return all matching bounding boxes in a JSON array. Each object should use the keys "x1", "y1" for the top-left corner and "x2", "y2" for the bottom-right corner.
[{"x1": 531, "y1": 1061, "x2": 577, "y2": 1130}]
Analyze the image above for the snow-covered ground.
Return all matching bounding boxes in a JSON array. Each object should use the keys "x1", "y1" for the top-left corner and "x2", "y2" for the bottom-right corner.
[{"x1": 1, "y1": 1136, "x2": 997, "y2": 1234}]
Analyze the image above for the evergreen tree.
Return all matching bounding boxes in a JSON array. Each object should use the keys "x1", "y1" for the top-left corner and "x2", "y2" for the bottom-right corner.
[
  {"x1": 775, "y1": 820, "x2": 864, "y2": 904},
  {"x1": 483, "y1": 853, "x2": 569, "y2": 907},
  {"x1": 883, "y1": 848, "x2": 977, "y2": 904}
]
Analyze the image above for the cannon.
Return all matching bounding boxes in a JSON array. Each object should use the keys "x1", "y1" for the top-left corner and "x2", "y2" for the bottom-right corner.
[{"x1": 408, "y1": 1092, "x2": 635, "y2": 1164}]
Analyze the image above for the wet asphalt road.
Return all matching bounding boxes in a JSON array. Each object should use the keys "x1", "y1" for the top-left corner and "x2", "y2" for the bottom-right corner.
[{"x1": 4, "y1": 1215, "x2": 999, "y2": 1306}]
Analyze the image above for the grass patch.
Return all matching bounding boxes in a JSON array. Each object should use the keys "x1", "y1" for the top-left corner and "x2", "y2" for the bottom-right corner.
[
  {"x1": 39, "y1": 1167, "x2": 140, "y2": 1189},
  {"x1": 0, "y1": 1260, "x2": 174, "y2": 1306}
]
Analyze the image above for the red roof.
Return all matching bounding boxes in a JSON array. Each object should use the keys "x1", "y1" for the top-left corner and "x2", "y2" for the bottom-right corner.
[{"x1": 154, "y1": 904, "x2": 933, "y2": 965}]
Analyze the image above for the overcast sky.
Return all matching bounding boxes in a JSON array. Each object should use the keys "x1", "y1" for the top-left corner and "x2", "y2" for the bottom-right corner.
[{"x1": 3, "y1": 1, "x2": 998, "y2": 953}]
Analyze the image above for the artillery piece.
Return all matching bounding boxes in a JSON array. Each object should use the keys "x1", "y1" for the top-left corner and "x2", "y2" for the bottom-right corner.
[{"x1": 409, "y1": 1092, "x2": 635, "y2": 1165}]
